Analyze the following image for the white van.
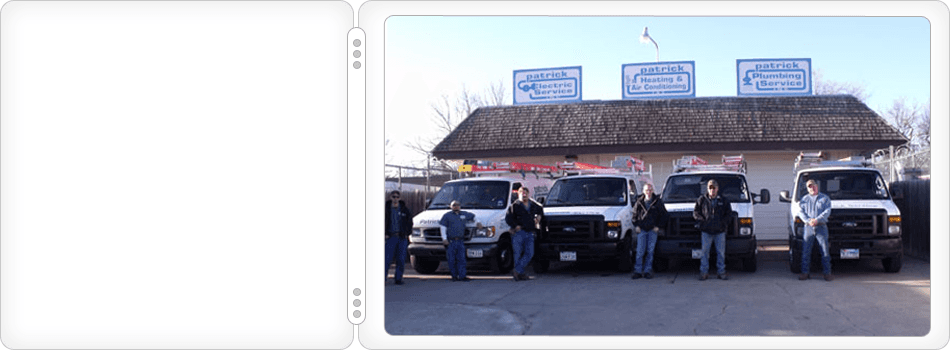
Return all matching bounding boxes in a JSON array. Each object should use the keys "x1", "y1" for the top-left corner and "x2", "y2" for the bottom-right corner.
[
  {"x1": 778, "y1": 152, "x2": 903, "y2": 273},
  {"x1": 408, "y1": 163, "x2": 556, "y2": 274},
  {"x1": 534, "y1": 158, "x2": 653, "y2": 273},
  {"x1": 656, "y1": 155, "x2": 769, "y2": 272}
]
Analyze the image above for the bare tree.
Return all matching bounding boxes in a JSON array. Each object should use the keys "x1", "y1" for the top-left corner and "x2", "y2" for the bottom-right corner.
[
  {"x1": 916, "y1": 100, "x2": 931, "y2": 148},
  {"x1": 812, "y1": 68, "x2": 870, "y2": 102},
  {"x1": 405, "y1": 80, "x2": 508, "y2": 170},
  {"x1": 882, "y1": 97, "x2": 931, "y2": 149}
]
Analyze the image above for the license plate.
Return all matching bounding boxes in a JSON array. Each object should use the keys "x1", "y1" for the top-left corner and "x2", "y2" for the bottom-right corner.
[
  {"x1": 840, "y1": 248, "x2": 860, "y2": 259},
  {"x1": 692, "y1": 249, "x2": 703, "y2": 259},
  {"x1": 467, "y1": 249, "x2": 483, "y2": 258},
  {"x1": 560, "y1": 251, "x2": 577, "y2": 261}
]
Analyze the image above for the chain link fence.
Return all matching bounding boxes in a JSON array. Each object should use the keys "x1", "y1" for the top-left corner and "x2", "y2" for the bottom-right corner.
[{"x1": 870, "y1": 146, "x2": 930, "y2": 182}]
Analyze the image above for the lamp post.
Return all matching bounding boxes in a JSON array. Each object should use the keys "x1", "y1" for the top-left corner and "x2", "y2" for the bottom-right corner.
[{"x1": 640, "y1": 26, "x2": 659, "y2": 62}]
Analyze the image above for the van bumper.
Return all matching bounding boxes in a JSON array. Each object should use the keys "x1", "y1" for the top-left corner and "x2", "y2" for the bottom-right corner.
[
  {"x1": 789, "y1": 236, "x2": 902, "y2": 259},
  {"x1": 537, "y1": 242, "x2": 622, "y2": 262},
  {"x1": 408, "y1": 242, "x2": 501, "y2": 265},
  {"x1": 654, "y1": 236, "x2": 757, "y2": 259}
]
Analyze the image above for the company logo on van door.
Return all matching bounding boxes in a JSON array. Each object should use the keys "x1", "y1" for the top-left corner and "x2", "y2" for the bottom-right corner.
[{"x1": 513, "y1": 66, "x2": 582, "y2": 105}]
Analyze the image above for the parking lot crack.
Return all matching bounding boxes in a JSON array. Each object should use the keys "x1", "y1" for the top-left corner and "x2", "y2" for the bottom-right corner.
[
  {"x1": 775, "y1": 282, "x2": 794, "y2": 302},
  {"x1": 826, "y1": 303, "x2": 875, "y2": 336},
  {"x1": 486, "y1": 284, "x2": 528, "y2": 306},
  {"x1": 507, "y1": 309, "x2": 534, "y2": 335},
  {"x1": 693, "y1": 304, "x2": 729, "y2": 335}
]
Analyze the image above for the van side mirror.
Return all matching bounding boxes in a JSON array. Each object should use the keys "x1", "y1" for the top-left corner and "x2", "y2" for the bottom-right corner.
[
  {"x1": 778, "y1": 190, "x2": 791, "y2": 203},
  {"x1": 538, "y1": 197, "x2": 546, "y2": 205},
  {"x1": 425, "y1": 199, "x2": 432, "y2": 208},
  {"x1": 890, "y1": 187, "x2": 904, "y2": 200},
  {"x1": 756, "y1": 189, "x2": 770, "y2": 204}
]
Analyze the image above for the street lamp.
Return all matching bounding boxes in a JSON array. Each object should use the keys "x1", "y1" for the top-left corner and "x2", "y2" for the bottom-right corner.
[{"x1": 640, "y1": 26, "x2": 659, "y2": 62}]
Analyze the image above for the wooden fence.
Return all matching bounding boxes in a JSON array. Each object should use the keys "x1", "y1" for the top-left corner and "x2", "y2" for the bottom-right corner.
[
  {"x1": 385, "y1": 189, "x2": 437, "y2": 217},
  {"x1": 891, "y1": 180, "x2": 930, "y2": 261}
]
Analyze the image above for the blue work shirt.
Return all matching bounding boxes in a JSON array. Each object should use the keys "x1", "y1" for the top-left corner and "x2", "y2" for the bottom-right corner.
[
  {"x1": 439, "y1": 210, "x2": 476, "y2": 239},
  {"x1": 798, "y1": 193, "x2": 832, "y2": 224},
  {"x1": 389, "y1": 207, "x2": 402, "y2": 234}
]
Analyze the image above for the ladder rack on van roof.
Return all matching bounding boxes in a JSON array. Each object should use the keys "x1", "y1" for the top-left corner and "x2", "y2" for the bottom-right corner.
[
  {"x1": 793, "y1": 151, "x2": 873, "y2": 172},
  {"x1": 458, "y1": 160, "x2": 559, "y2": 179},
  {"x1": 558, "y1": 156, "x2": 654, "y2": 185},
  {"x1": 672, "y1": 155, "x2": 747, "y2": 174}
]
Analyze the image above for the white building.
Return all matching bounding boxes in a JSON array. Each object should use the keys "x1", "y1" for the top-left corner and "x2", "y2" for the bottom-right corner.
[{"x1": 431, "y1": 95, "x2": 907, "y2": 240}]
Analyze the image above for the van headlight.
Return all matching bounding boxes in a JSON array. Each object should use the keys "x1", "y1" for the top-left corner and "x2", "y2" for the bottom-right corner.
[
  {"x1": 606, "y1": 221, "x2": 621, "y2": 239},
  {"x1": 412, "y1": 228, "x2": 422, "y2": 237},
  {"x1": 887, "y1": 216, "x2": 901, "y2": 236},
  {"x1": 475, "y1": 226, "x2": 496, "y2": 238},
  {"x1": 739, "y1": 218, "x2": 753, "y2": 236}
]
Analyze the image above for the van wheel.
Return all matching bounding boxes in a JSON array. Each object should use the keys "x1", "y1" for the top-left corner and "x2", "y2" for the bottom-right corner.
[
  {"x1": 410, "y1": 255, "x2": 439, "y2": 274},
  {"x1": 883, "y1": 254, "x2": 903, "y2": 273},
  {"x1": 789, "y1": 244, "x2": 802, "y2": 274},
  {"x1": 617, "y1": 235, "x2": 633, "y2": 272},
  {"x1": 489, "y1": 237, "x2": 514, "y2": 274},
  {"x1": 533, "y1": 258, "x2": 550, "y2": 274},
  {"x1": 654, "y1": 257, "x2": 669, "y2": 272},
  {"x1": 742, "y1": 251, "x2": 758, "y2": 272}
]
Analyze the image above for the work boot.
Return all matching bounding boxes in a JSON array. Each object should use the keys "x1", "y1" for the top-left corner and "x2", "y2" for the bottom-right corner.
[
  {"x1": 459, "y1": 277, "x2": 472, "y2": 282},
  {"x1": 798, "y1": 273, "x2": 809, "y2": 280},
  {"x1": 512, "y1": 270, "x2": 521, "y2": 281},
  {"x1": 717, "y1": 274, "x2": 729, "y2": 280},
  {"x1": 394, "y1": 280, "x2": 404, "y2": 285},
  {"x1": 631, "y1": 273, "x2": 643, "y2": 280},
  {"x1": 644, "y1": 273, "x2": 654, "y2": 279},
  {"x1": 824, "y1": 274, "x2": 834, "y2": 281},
  {"x1": 519, "y1": 273, "x2": 531, "y2": 281},
  {"x1": 699, "y1": 274, "x2": 708, "y2": 281}
]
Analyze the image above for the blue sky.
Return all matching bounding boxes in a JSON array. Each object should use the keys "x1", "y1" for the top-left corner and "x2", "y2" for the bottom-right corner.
[{"x1": 385, "y1": 16, "x2": 931, "y2": 165}]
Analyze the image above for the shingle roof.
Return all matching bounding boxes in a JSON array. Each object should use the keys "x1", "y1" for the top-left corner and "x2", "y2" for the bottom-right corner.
[{"x1": 431, "y1": 95, "x2": 908, "y2": 159}]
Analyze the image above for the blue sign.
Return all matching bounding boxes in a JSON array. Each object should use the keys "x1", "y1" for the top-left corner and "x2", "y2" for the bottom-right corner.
[
  {"x1": 513, "y1": 66, "x2": 582, "y2": 105},
  {"x1": 622, "y1": 61, "x2": 695, "y2": 99},
  {"x1": 737, "y1": 58, "x2": 812, "y2": 96}
]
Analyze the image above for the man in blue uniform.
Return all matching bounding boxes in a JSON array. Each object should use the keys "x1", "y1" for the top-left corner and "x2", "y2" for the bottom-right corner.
[
  {"x1": 439, "y1": 200, "x2": 482, "y2": 282},
  {"x1": 385, "y1": 190, "x2": 413, "y2": 285},
  {"x1": 798, "y1": 179, "x2": 834, "y2": 281}
]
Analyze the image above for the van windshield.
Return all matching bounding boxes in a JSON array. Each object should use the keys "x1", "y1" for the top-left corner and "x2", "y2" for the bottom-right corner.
[
  {"x1": 796, "y1": 171, "x2": 889, "y2": 200},
  {"x1": 428, "y1": 181, "x2": 510, "y2": 210},
  {"x1": 546, "y1": 178, "x2": 627, "y2": 207},
  {"x1": 662, "y1": 174, "x2": 750, "y2": 203}
]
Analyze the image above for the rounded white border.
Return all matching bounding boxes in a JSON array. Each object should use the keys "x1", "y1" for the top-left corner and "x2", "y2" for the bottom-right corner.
[{"x1": 361, "y1": 1, "x2": 949, "y2": 349}]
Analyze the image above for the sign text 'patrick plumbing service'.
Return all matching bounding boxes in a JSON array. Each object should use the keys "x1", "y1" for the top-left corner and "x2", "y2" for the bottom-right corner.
[
  {"x1": 737, "y1": 58, "x2": 812, "y2": 96},
  {"x1": 513, "y1": 66, "x2": 582, "y2": 105}
]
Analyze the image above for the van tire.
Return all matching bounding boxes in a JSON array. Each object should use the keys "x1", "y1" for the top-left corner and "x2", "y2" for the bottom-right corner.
[
  {"x1": 654, "y1": 257, "x2": 669, "y2": 272},
  {"x1": 617, "y1": 234, "x2": 633, "y2": 272},
  {"x1": 410, "y1": 255, "x2": 439, "y2": 274},
  {"x1": 789, "y1": 244, "x2": 802, "y2": 274},
  {"x1": 742, "y1": 251, "x2": 758, "y2": 272},
  {"x1": 533, "y1": 258, "x2": 550, "y2": 274},
  {"x1": 883, "y1": 254, "x2": 902, "y2": 273},
  {"x1": 489, "y1": 237, "x2": 514, "y2": 274}
]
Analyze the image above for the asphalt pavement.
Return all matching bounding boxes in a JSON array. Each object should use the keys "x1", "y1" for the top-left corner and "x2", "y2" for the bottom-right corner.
[{"x1": 384, "y1": 243, "x2": 930, "y2": 336}]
